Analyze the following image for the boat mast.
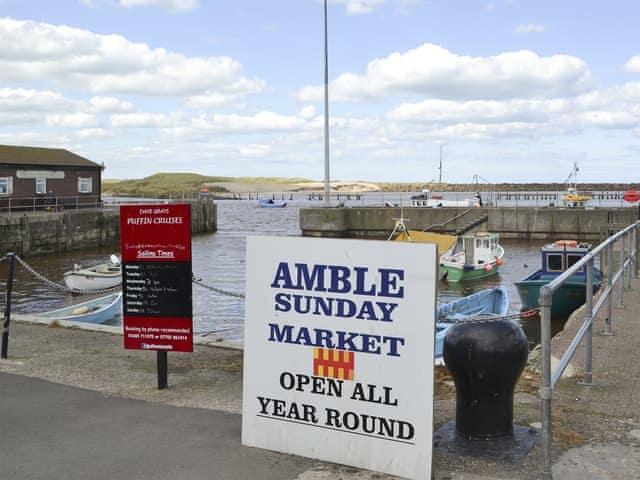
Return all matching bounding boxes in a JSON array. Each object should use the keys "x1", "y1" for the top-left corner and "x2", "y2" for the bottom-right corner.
[
  {"x1": 323, "y1": 0, "x2": 330, "y2": 207},
  {"x1": 438, "y1": 144, "x2": 443, "y2": 183}
]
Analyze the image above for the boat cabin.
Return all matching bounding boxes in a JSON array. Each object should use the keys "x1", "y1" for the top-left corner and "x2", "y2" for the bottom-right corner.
[
  {"x1": 461, "y1": 231, "x2": 500, "y2": 265},
  {"x1": 541, "y1": 240, "x2": 591, "y2": 276}
]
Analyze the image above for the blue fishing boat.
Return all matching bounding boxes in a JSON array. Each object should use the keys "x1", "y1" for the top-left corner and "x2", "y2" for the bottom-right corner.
[
  {"x1": 435, "y1": 286, "x2": 510, "y2": 360},
  {"x1": 40, "y1": 292, "x2": 122, "y2": 324},
  {"x1": 258, "y1": 198, "x2": 287, "y2": 208},
  {"x1": 515, "y1": 240, "x2": 601, "y2": 318}
]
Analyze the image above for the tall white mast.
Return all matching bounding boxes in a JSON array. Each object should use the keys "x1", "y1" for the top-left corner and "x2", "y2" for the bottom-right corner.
[{"x1": 323, "y1": 0, "x2": 330, "y2": 207}]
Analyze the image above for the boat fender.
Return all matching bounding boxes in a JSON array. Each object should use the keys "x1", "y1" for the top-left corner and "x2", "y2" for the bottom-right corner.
[
  {"x1": 556, "y1": 240, "x2": 578, "y2": 247},
  {"x1": 485, "y1": 264, "x2": 493, "y2": 272},
  {"x1": 496, "y1": 258, "x2": 504, "y2": 266}
]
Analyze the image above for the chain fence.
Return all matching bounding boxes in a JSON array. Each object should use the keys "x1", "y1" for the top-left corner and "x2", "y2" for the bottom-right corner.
[
  {"x1": 192, "y1": 276, "x2": 245, "y2": 299},
  {"x1": 4, "y1": 253, "x2": 246, "y2": 299},
  {"x1": 439, "y1": 308, "x2": 539, "y2": 324},
  {"x1": 12, "y1": 254, "x2": 121, "y2": 295}
]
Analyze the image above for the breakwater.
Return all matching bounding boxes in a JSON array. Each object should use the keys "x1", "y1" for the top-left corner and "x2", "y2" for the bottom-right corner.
[
  {"x1": 299, "y1": 206, "x2": 639, "y2": 241},
  {"x1": 0, "y1": 199, "x2": 217, "y2": 256}
]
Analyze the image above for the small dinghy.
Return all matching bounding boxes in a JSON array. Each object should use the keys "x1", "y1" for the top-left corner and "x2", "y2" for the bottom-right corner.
[
  {"x1": 258, "y1": 199, "x2": 287, "y2": 208},
  {"x1": 63, "y1": 254, "x2": 121, "y2": 292},
  {"x1": 40, "y1": 292, "x2": 122, "y2": 324}
]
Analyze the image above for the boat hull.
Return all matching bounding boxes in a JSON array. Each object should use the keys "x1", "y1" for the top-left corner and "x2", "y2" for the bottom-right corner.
[
  {"x1": 440, "y1": 262, "x2": 501, "y2": 282},
  {"x1": 63, "y1": 262, "x2": 121, "y2": 291},
  {"x1": 63, "y1": 271, "x2": 121, "y2": 291},
  {"x1": 515, "y1": 271, "x2": 601, "y2": 318},
  {"x1": 258, "y1": 199, "x2": 287, "y2": 208},
  {"x1": 41, "y1": 292, "x2": 122, "y2": 324},
  {"x1": 434, "y1": 286, "x2": 510, "y2": 360}
]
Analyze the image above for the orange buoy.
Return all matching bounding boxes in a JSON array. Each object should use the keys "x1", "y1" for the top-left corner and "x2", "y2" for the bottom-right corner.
[
  {"x1": 496, "y1": 258, "x2": 504, "y2": 266},
  {"x1": 623, "y1": 189, "x2": 640, "y2": 203},
  {"x1": 555, "y1": 240, "x2": 578, "y2": 247}
]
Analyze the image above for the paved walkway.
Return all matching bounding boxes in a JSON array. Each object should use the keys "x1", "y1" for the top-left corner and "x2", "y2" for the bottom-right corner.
[{"x1": 1, "y1": 276, "x2": 640, "y2": 479}]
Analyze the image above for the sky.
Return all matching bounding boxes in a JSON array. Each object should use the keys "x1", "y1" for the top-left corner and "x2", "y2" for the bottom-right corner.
[{"x1": 1, "y1": 0, "x2": 640, "y2": 183}]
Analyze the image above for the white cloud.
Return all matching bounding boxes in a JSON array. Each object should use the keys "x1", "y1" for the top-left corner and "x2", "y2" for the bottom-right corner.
[
  {"x1": 80, "y1": 0, "x2": 199, "y2": 12},
  {"x1": 0, "y1": 88, "x2": 73, "y2": 111},
  {"x1": 119, "y1": 0, "x2": 199, "y2": 11},
  {"x1": 297, "y1": 43, "x2": 592, "y2": 102},
  {"x1": 47, "y1": 112, "x2": 99, "y2": 128},
  {"x1": 74, "y1": 128, "x2": 114, "y2": 140},
  {"x1": 110, "y1": 112, "x2": 168, "y2": 128},
  {"x1": 88, "y1": 96, "x2": 134, "y2": 113},
  {"x1": 0, "y1": 18, "x2": 265, "y2": 101},
  {"x1": 624, "y1": 55, "x2": 640, "y2": 73},
  {"x1": 515, "y1": 23, "x2": 546, "y2": 34},
  {"x1": 298, "y1": 105, "x2": 316, "y2": 119}
]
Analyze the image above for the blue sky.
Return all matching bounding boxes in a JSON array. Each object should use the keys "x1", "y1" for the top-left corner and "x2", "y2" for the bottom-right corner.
[{"x1": 1, "y1": 0, "x2": 639, "y2": 183}]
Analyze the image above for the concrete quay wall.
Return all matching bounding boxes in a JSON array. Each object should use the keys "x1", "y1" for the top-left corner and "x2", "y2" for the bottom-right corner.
[
  {"x1": 0, "y1": 199, "x2": 217, "y2": 256},
  {"x1": 300, "y1": 206, "x2": 638, "y2": 240}
]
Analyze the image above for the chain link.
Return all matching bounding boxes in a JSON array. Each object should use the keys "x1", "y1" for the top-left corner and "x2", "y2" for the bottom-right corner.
[
  {"x1": 192, "y1": 276, "x2": 245, "y2": 299},
  {"x1": 439, "y1": 309, "x2": 539, "y2": 325},
  {"x1": 13, "y1": 254, "x2": 121, "y2": 295}
]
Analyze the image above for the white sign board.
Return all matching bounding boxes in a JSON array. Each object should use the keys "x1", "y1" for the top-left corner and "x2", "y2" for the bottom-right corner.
[{"x1": 242, "y1": 236, "x2": 437, "y2": 480}]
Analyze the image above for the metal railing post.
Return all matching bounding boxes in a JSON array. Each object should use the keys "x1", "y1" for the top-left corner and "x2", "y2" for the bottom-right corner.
[
  {"x1": 540, "y1": 285, "x2": 553, "y2": 480},
  {"x1": 604, "y1": 243, "x2": 614, "y2": 335},
  {"x1": 618, "y1": 233, "x2": 625, "y2": 307},
  {"x1": 579, "y1": 259, "x2": 595, "y2": 385},
  {"x1": 633, "y1": 226, "x2": 638, "y2": 278},
  {"x1": 626, "y1": 231, "x2": 633, "y2": 290}
]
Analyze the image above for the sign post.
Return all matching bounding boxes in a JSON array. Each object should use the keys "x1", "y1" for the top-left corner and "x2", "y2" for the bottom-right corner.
[
  {"x1": 119, "y1": 204, "x2": 193, "y2": 389},
  {"x1": 242, "y1": 236, "x2": 437, "y2": 480}
]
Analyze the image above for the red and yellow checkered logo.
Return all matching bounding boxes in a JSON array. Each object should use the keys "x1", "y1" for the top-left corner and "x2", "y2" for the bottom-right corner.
[{"x1": 313, "y1": 348, "x2": 354, "y2": 380}]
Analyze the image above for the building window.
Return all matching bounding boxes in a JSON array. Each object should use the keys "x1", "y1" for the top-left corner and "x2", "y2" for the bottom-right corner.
[
  {"x1": 0, "y1": 176, "x2": 13, "y2": 194},
  {"x1": 35, "y1": 177, "x2": 46, "y2": 194},
  {"x1": 78, "y1": 177, "x2": 92, "y2": 193}
]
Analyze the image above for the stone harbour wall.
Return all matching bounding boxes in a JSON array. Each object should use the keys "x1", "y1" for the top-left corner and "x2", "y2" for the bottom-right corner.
[{"x1": 0, "y1": 199, "x2": 217, "y2": 257}]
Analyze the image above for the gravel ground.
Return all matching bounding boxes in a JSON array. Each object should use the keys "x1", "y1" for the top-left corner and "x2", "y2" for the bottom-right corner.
[{"x1": 2, "y1": 309, "x2": 639, "y2": 479}]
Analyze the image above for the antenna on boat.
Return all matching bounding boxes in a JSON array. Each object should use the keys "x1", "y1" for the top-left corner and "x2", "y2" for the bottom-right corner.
[
  {"x1": 388, "y1": 209, "x2": 411, "y2": 241},
  {"x1": 438, "y1": 144, "x2": 443, "y2": 183}
]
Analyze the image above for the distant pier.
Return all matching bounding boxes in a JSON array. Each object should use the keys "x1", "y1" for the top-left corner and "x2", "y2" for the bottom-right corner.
[{"x1": 299, "y1": 206, "x2": 640, "y2": 241}]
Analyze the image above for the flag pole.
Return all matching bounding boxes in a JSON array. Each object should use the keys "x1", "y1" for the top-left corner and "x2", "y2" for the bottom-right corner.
[{"x1": 323, "y1": 0, "x2": 331, "y2": 207}]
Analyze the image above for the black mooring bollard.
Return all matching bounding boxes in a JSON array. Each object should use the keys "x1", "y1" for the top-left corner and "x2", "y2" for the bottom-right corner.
[{"x1": 443, "y1": 319, "x2": 528, "y2": 440}]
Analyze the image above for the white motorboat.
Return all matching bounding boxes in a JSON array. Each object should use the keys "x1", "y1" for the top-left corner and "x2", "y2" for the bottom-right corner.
[{"x1": 63, "y1": 254, "x2": 122, "y2": 292}]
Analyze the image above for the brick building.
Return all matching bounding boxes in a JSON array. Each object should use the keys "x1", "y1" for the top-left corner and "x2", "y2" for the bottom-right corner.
[{"x1": 0, "y1": 145, "x2": 104, "y2": 210}]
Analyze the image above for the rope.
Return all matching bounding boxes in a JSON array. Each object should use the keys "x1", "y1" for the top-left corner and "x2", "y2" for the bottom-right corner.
[
  {"x1": 13, "y1": 254, "x2": 121, "y2": 295},
  {"x1": 0, "y1": 256, "x2": 6, "y2": 263},
  {"x1": 192, "y1": 276, "x2": 245, "y2": 299},
  {"x1": 439, "y1": 308, "x2": 539, "y2": 324}
]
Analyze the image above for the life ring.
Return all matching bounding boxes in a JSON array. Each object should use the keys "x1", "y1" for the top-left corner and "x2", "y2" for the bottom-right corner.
[
  {"x1": 623, "y1": 189, "x2": 640, "y2": 203},
  {"x1": 555, "y1": 240, "x2": 578, "y2": 247}
]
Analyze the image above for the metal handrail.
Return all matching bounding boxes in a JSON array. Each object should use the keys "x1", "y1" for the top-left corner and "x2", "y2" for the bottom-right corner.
[
  {"x1": 539, "y1": 220, "x2": 639, "y2": 479},
  {"x1": 0, "y1": 194, "x2": 102, "y2": 214}
]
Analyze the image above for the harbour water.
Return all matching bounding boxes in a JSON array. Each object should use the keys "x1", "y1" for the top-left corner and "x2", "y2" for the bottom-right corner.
[{"x1": 3, "y1": 192, "x2": 614, "y2": 346}]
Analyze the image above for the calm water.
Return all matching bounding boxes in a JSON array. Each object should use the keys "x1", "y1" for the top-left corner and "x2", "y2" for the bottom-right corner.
[{"x1": 2, "y1": 194, "x2": 597, "y2": 345}]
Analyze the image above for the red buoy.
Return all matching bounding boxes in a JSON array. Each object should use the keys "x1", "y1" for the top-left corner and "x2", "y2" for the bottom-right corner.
[{"x1": 623, "y1": 189, "x2": 640, "y2": 203}]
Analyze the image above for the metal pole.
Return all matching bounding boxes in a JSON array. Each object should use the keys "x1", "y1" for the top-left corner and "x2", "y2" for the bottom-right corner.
[
  {"x1": 157, "y1": 351, "x2": 168, "y2": 389},
  {"x1": 633, "y1": 226, "x2": 638, "y2": 279},
  {"x1": 2, "y1": 252, "x2": 16, "y2": 359},
  {"x1": 439, "y1": 144, "x2": 443, "y2": 183},
  {"x1": 323, "y1": 0, "x2": 331, "y2": 207},
  {"x1": 618, "y1": 233, "x2": 625, "y2": 307},
  {"x1": 627, "y1": 230, "x2": 633, "y2": 289},
  {"x1": 539, "y1": 285, "x2": 553, "y2": 480},
  {"x1": 604, "y1": 243, "x2": 614, "y2": 335},
  {"x1": 580, "y1": 259, "x2": 594, "y2": 385}
]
